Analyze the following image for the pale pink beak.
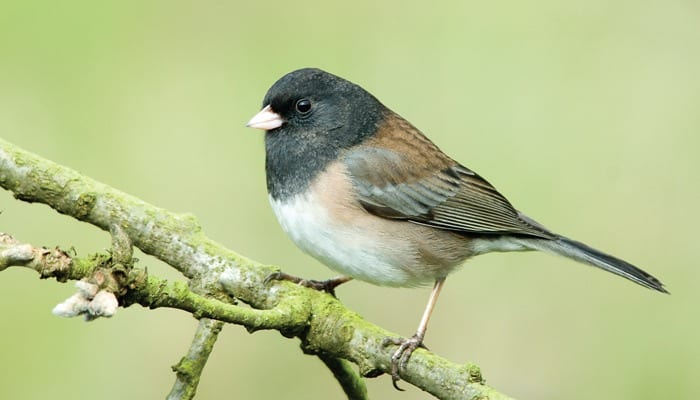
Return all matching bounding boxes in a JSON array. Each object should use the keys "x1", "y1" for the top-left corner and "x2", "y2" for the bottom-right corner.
[{"x1": 246, "y1": 105, "x2": 284, "y2": 130}]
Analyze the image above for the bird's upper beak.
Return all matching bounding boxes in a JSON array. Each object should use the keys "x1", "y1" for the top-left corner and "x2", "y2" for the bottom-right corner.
[{"x1": 246, "y1": 105, "x2": 284, "y2": 130}]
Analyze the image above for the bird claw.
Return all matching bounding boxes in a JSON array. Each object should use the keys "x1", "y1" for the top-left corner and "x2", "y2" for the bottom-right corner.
[
  {"x1": 264, "y1": 271, "x2": 349, "y2": 297},
  {"x1": 382, "y1": 334, "x2": 427, "y2": 390}
]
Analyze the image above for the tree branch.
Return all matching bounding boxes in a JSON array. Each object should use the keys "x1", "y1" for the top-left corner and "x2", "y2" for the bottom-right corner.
[
  {"x1": 317, "y1": 354, "x2": 369, "y2": 400},
  {"x1": 168, "y1": 318, "x2": 225, "y2": 400},
  {"x1": 0, "y1": 138, "x2": 514, "y2": 400},
  {"x1": 0, "y1": 234, "x2": 304, "y2": 330}
]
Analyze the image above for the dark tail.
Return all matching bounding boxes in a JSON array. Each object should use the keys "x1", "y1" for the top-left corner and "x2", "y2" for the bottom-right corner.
[{"x1": 522, "y1": 236, "x2": 668, "y2": 293}]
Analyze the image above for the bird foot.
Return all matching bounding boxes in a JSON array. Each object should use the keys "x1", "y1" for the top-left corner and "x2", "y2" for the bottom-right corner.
[
  {"x1": 382, "y1": 333, "x2": 427, "y2": 390},
  {"x1": 264, "y1": 271, "x2": 350, "y2": 297}
]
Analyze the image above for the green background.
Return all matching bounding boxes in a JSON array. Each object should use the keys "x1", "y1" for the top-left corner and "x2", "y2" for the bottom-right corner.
[{"x1": 1, "y1": 1, "x2": 698, "y2": 399}]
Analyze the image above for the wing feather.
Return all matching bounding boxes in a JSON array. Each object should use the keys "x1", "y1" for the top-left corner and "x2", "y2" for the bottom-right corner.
[{"x1": 343, "y1": 119, "x2": 554, "y2": 239}]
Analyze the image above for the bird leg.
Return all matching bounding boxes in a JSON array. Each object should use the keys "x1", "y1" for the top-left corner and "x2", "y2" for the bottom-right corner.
[
  {"x1": 382, "y1": 277, "x2": 446, "y2": 390},
  {"x1": 264, "y1": 271, "x2": 352, "y2": 297}
]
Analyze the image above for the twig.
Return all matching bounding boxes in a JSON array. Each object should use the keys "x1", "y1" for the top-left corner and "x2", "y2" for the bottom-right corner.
[
  {"x1": 168, "y1": 319, "x2": 225, "y2": 400},
  {"x1": 317, "y1": 354, "x2": 369, "y2": 400}
]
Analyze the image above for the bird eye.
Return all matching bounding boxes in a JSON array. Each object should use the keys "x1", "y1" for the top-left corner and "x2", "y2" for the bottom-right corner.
[{"x1": 295, "y1": 98, "x2": 312, "y2": 114}]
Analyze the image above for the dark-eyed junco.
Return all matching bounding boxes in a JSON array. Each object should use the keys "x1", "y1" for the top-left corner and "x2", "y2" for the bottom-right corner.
[{"x1": 246, "y1": 68, "x2": 667, "y2": 388}]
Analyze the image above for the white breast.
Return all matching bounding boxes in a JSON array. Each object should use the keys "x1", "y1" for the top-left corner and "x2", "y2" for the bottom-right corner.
[{"x1": 270, "y1": 192, "x2": 427, "y2": 287}]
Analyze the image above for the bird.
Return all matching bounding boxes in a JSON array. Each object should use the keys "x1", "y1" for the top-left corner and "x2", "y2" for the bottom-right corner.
[{"x1": 246, "y1": 67, "x2": 667, "y2": 388}]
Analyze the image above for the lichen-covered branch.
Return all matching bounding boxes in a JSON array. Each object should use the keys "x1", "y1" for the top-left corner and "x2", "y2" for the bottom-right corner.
[
  {"x1": 0, "y1": 138, "x2": 514, "y2": 400},
  {"x1": 0, "y1": 232, "x2": 85, "y2": 279},
  {"x1": 0, "y1": 234, "x2": 305, "y2": 330},
  {"x1": 317, "y1": 354, "x2": 369, "y2": 400},
  {"x1": 168, "y1": 319, "x2": 225, "y2": 400}
]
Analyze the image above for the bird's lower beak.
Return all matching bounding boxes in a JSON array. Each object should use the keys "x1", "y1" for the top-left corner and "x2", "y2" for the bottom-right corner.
[{"x1": 246, "y1": 105, "x2": 284, "y2": 130}]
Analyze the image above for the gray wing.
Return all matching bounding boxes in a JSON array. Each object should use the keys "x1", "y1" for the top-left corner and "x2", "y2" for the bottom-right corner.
[{"x1": 343, "y1": 146, "x2": 555, "y2": 239}]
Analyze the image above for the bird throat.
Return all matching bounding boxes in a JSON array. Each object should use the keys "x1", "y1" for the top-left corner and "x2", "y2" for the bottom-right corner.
[{"x1": 265, "y1": 129, "x2": 346, "y2": 201}]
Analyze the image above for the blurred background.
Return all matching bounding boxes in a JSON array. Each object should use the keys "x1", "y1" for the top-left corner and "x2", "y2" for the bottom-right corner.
[{"x1": 1, "y1": 1, "x2": 698, "y2": 399}]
